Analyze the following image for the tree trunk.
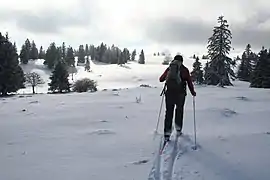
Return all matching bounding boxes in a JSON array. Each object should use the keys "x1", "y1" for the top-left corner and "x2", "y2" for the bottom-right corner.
[
  {"x1": 32, "y1": 86, "x2": 35, "y2": 94},
  {"x1": 1, "y1": 86, "x2": 8, "y2": 96}
]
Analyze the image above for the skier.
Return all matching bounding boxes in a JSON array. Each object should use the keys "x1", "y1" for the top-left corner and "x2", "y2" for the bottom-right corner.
[{"x1": 159, "y1": 55, "x2": 196, "y2": 142}]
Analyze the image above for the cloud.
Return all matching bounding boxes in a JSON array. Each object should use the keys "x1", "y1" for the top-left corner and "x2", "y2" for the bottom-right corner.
[
  {"x1": 144, "y1": 17, "x2": 212, "y2": 45},
  {"x1": 144, "y1": 11, "x2": 270, "y2": 50},
  {"x1": 2, "y1": 0, "x2": 270, "y2": 52},
  {"x1": 0, "y1": 7, "x2": 92, "y2": 34}
]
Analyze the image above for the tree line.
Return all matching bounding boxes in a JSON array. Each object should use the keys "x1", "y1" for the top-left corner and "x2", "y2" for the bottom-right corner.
[
  {"x1": 19, "y1": 41, "x2": 145, "y2": 68},
  {"x1": 190, "y1": 15, "x2": 270, "y2": 89},
  {"x1": 0, "y1": 33, "x2": 146, "y2": 96}
]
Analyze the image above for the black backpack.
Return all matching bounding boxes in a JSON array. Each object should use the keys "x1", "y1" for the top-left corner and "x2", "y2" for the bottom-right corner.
[{"x1": 165, "y1": 60, "x2": 185, "y2": 92}]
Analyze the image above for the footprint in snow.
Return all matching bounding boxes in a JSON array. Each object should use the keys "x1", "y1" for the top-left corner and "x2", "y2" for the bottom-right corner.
[
  {"x1": 88, "y1": 129, "x2": 116, "y2": 136},
  {"x1": 221, "y1": 108, "x2": 237, "y2": 117},
  {"x1": 132, "y1": 159, "x2": 149, "y2": 165},
  {"x1": 235, "y1": 96, "x2": 250, "y2": 101},
  {"x1": 99, "y1": 120, "x2": 108, "y2": 123},
  {"x1": 29, "y1": 101, "x2": 39, "y2": 104}
]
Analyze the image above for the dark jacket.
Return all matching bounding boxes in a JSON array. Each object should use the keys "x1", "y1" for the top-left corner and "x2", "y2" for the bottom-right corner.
[{"x1": 159, "y1": 64, "x2": 196, "y2": 96}]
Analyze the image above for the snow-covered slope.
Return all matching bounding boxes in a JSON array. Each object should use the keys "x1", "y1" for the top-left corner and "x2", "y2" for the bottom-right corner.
[
  {"x1": 1, "y1": 76, "x2": 270, "y2": 180},
  {"x1": 18, "y1": 54, "x2": 208, "y2": 94},
  {"x1": 2, "y1": 53, "x2": 267, "y2": 180}
]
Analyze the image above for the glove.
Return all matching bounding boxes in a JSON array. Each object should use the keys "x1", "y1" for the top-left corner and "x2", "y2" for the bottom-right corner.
[{"x1": 191, "y1": 91, "x2": 196, "y2": 96}]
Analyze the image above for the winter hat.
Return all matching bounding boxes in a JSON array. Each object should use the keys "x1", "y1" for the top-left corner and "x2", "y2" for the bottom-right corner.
[{"x1": 174, "y1": 55, "x2": 183, "y2": 62}]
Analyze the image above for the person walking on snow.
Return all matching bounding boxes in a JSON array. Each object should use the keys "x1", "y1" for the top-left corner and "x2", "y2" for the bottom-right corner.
[{"x1": 159, "y1": 55, "x2": 196, "y2": 142}]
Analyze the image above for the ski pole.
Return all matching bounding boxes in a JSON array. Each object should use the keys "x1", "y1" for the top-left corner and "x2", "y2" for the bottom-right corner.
[
  {"x1": 155, "y1": 85, "x2": 166, "y2": 134},
  {"x1": 192, "y1": 96, "x2": 197, "y2": 150},
  {"x1": 155, "y1": 92, "x2": 165, "y2": 134}
]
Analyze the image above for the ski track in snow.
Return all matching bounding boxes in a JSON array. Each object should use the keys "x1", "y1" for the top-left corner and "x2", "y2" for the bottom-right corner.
[{"x1": 148, "y1": 134, "x2": 198, "y2": 180}]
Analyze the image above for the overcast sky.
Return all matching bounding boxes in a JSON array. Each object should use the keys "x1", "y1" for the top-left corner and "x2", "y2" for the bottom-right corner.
[{"x1": 1, "y1": 0, "x2": 270, "y2": 54}]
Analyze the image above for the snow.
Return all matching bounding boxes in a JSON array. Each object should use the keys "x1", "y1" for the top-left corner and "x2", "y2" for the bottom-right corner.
[
  {"x1": 18, "y1": 54, "x2": 209, "y2": 94},
  {"x1": 1, "y1": 55, "x2": 270, "y2": 180}
]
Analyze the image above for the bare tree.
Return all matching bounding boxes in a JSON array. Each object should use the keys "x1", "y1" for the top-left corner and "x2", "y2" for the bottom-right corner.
[{"x1": 25, "y1": 72, "x2": 45, "y2": 94}]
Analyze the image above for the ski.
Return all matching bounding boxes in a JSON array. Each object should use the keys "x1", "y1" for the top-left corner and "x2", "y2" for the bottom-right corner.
[{"x1": 159, "y1": 140, "x2": 169, "y2": 154}]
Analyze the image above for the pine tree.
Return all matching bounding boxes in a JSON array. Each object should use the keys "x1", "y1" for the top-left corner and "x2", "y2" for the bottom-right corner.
[
  {"x1": 61, "y1": 42, "x2": 66, "y2": 60},
  {"x1": 138, "y1": 49, "x2": 145, "y2": 64},
  {"x1": 122, "y1": 48, "x2": 130, "y2": 63},
  {"x1": 131, "y1": 49, "x2": 136, "y2": 61},
  {"x1": 29, "y1": 40, "x2": 38, "y2": 60},
  {"x1": 118, "y1": 51, "x2": 125, "y2": 65},
  {"x1": 85, "y1": 58, "x2": 90, "y2": 72},
  {"x1": 0, "y1": 32, "x2": 25, "y2": 96},
  {"x1": 20, "y1": 44, "x2": 29, "y2": 64},
  {"x1": 48, "y1": 60, "x2": 71, "y2": 93},
  {"x1": 13, "y1": 42, "x2": 17, "y2": 53},
  {"x1": 89, "y1": 45, "x2": 95, "y2": 60},
  {"x1": 191, "y1": 57, "x2": 204, "y2": 84},
  {"x1": 25, "y1": 72, "x2": 44, "y2": 94},
  {"x1": 250, "y1": 47, "x2": 270, "y2": 88},
  {"x1": 66, "y1": 46, "x2": 75, "y2": 66},
  {"x1": 96, "y1": 43, "x2": 107, "y2": 62},
  {"x1": 110, "y1": 45, "x2": 119, "y2": 64},
  {"x1": 203, "y1": 61, "x2": 211, "y2": 84},
  {"x1": 38, "y1": 46, "x2": 46, "y2": 59},
  {"x1": 237, "y1": 44, "x2": 253, "y2": 82},
  {"x1": 85, "y1": 44, "x2": 89, "y2": 57},
  {"x1": 66, "y1": 47, "x2": 77, "y2": 81},
  {"x1": 44, "y1": 42, "x2": 59, "y2": 69},
  {"x1": 102, "y1": 48, "x2": 112, "y2": 63},
  {"x1": 77, "y1": 45, "x2": 85, "y2": 64},
  {"x1": 206, "y1": 16, "x2": 235, "y2": 87},
  {"x1": 20, "y1": 39, "x2": 31, "y2": 64}
]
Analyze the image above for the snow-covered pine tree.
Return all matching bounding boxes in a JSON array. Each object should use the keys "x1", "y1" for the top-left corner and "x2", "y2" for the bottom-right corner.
[
  {"x1": 48, "y1": 60, "x2": 71, "y2": 93},
  {"x1": 206, "y1": 16, "x2": 235, "y2": 87},
  {"x1": 0, "y1": 32, "x2": 25, "y2": 96},
  {"x1": 138, "y1": 49, "x2": 145, "y2": 64},
  {"x1": 237, "y1": 44, "x2": 253, "y2": 82},
  {"x1": 250, "y1": 47, "x2": 270, "y2": 88},
  {"x1": 191, "y1": 57, "x2": 204, "y2": 84}
]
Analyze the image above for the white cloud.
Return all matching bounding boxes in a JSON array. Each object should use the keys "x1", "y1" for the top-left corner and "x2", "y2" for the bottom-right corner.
[{"x1": 1, "y1": 0, "x2": 270, "y2": 53}]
